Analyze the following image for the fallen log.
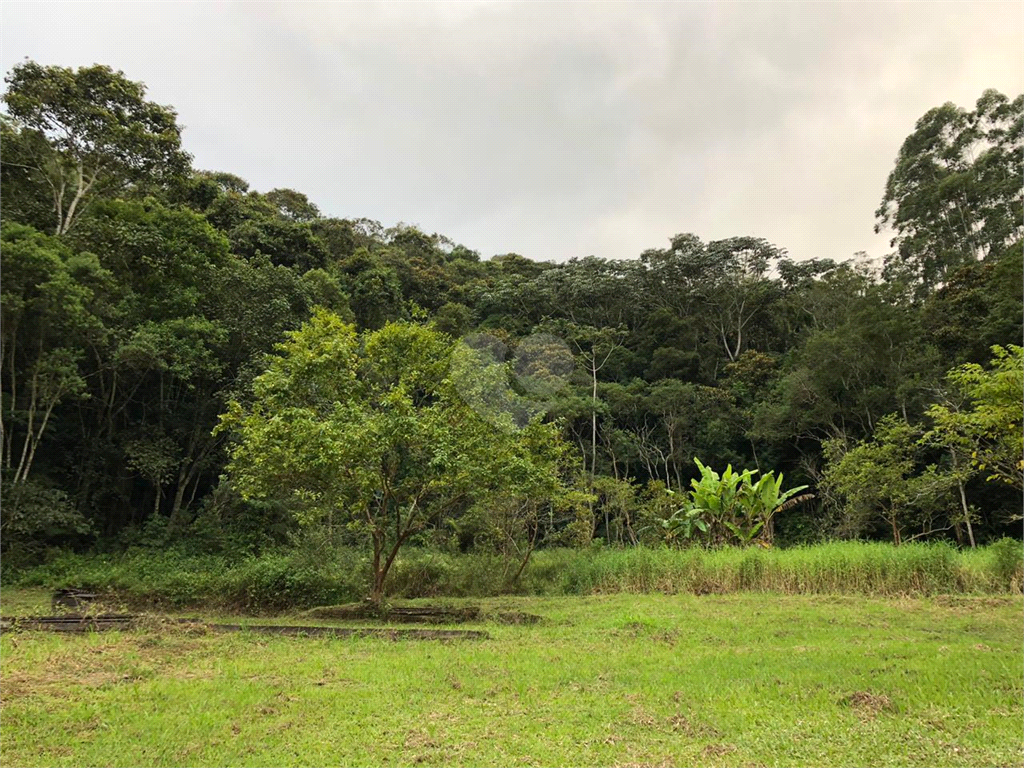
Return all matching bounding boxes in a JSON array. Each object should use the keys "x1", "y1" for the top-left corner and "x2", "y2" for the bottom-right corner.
[
  {"x1": 0, "y1": 615, "x2": 489, "y2": 640},
  {"x1": 302, "y1": 603, "x2": 481, "y2": 623},
  {"x1": 1, "y1": 614, "x2": 135, "y2": 632}
]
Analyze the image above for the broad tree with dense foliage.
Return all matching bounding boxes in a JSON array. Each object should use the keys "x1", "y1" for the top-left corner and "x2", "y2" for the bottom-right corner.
[{"x1": 219, "y1": 312, "x2": 576, "y2": 600}]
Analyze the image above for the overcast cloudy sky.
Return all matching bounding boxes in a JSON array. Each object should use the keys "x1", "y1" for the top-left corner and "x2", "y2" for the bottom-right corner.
[{"x1": 2, "y1": 1, "x2": 1021, "y2": 262}]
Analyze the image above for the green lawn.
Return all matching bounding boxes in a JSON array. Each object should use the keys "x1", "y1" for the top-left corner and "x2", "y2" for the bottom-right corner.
[{"x1": 1, "y1": 592, "x2": 1021, "y2": 767}]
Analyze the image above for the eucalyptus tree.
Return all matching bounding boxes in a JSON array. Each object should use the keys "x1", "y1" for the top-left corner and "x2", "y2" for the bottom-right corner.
[
  {"x1": 877, "y1": 89, "x2": 1023, "y2": 292},
  {"x1": 2, "y1": 62, "x2": 191, "y2": 235}
]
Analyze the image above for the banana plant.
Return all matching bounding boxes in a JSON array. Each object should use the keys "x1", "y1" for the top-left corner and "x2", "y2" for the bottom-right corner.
[
  {"x1": 661, "y1": 496, "x2": 709, "y2": 541},
  {"x1": 745, "y1": 470, "x2": 811, "y2": 525},
  {"x1": 664, "y1": 459, "x2": 813, "y2": 547}
]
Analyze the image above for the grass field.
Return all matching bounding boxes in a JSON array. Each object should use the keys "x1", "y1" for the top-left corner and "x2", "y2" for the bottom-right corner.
[{"x1": 1, "y1": 590, "x2": 1021, "y2": 767}]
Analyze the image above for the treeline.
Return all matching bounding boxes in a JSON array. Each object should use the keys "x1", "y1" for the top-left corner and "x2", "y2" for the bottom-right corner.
[{"x1": 1, "y1": 62, "x2": 1021, "y2": 565}]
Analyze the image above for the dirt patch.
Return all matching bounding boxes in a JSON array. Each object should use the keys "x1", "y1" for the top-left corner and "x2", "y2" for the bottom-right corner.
[
  {"x1": 628, "y1": 706, "x2": 657, "y2": 727},
  {"x1": 206, "y1": 623, "x2": 489, "y2": 641},
  {"x1": 1, "y1": 615, "x2": 135, "y2": 633},
  {"x1": 701, "y1": 743, "x2": 738, "y2": 759},
  {"x1": 667, "y1": 713, "x2": 720, "y2": 738},
  {"x1": 692, "y1": 584, "x2": 727, "y2": 596},
  {"x1": 492, "y1": 611, "x2": 543, "y2": 625},
  {"x1": 932, "y1": 596, "x2": 1017, "y2": 609},
  {"x1": 840, "y1": 691, "x2": 894, "y2": 717},
  {"x1": 303, "y1": 603, "x2": 481, "y2": 624}
]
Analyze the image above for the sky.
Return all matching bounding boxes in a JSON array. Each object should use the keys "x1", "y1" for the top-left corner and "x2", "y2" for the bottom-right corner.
[{"x1": 2, "y1": 1, "x2": 1021, "y2": 263}]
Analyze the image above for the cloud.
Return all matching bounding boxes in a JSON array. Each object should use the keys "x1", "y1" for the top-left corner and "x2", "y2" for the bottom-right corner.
[{"x1": 2, "y1": 0, "x2": 1021, "y2": 262}]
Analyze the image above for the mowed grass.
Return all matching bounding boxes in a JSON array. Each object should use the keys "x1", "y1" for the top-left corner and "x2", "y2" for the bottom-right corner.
[{"x1": 1, "y1": 593, "x2": 1021, "y2": 767}]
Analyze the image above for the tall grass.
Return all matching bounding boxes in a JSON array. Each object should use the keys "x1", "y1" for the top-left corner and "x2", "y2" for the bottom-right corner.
[
  {"x1": 5, "y1": 540, "x2": 1021, "y2": 611},
  {"x1": 519, "y1": 540, "x2": 1022, "y2": 596}
]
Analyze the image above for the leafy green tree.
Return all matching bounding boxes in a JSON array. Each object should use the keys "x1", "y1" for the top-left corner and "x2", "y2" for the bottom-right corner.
[
  {"x1": 754, "y1": 286, "x2": 940, "y2": 444},
  {"x1": 0, "y1": 223, "x2": 105, "y2": 483},
  {"x1": 920, "y1": 396, "x2": 981, "y2": 548},
  {"x1": 927, "y1": 345, "x2": 1023, "y2": 496},
  {"x1": 921, "y1": 243, "x2": 1024, "y2": 365},
  {"x1": 1, "y1": 117, "x2": 59, "y2": 230},
  {"x1": 2, "y1": 62, "x2": 191, "y2": 235},
  {"x1": 220, "y1": 312, "x2": 573, "y2": 601},
  {"x1": 700, "y1": 237, "x2": 785, "y2": 362},
  {"x1": 338, "y1": 249, "x2": 406, "y2": 330},
  {"x1": 264, "y1": 188, "x2": 321, "y2": 222},
  {"x1": 229, "y1": 215, "x2": 329, "y2": 272},
  {"x1": 640, "y1": 234, "x2": 785, "y2": 363},
  {"x1": 432, "y1": 301, "x2": 473, "y2": 337},
  {"x1": 876, "y1": 89, "x2": 1023, "y2": 291},
  {"x1": 822, "y1": 417, "x2": 958, "y2": 545},
  {"x1": 0, "y1": 479, "x2": 91, "y2": 563}
]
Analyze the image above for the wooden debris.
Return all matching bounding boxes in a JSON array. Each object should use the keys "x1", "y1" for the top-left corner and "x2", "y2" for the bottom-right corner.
[
  {"x1": 51, "y1": 589, "x2": 99, "y2": 611},
  {"x1": 0, "y1": 614, "x2": 489, "y2": 641}
]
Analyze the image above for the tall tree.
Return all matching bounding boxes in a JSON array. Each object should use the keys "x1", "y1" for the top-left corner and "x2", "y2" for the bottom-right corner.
[
  {"x1": 2, "y1": 62, "x2": 191, "y2": 235},
  {"x1": 876, "y1": 89, "x2": 1023, "y2": 291},
  {"x1": 0, "y1": 223, "x2": 105, "y2": 483}
]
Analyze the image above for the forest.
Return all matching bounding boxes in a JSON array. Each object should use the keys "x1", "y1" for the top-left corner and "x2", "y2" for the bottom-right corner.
[{"x1": 2, "y1": 61, "x2": 1022, "y2": 581}]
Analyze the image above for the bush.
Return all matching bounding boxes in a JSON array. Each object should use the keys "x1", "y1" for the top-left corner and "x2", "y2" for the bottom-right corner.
[{"x1": 0, "y1": 480, "x2": 92, "y2": 568}]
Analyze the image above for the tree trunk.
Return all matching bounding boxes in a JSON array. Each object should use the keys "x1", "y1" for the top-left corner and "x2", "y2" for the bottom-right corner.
[
  {"x1": 59, "y1": 163, "x2": 96, "y2": 236},
  {"x1": 13, "y1": 368, "x2": 39, "y2": 484},
  {"x1": 590, "y1": 354, "x2": 598, "y2": 485},
  {"x1": 951, "y1": 451, "x2": 976, "y2": 549},
  {"x1": 369, "y1": 519, "x2": 414, "y2": 604},
  {"x1": 170, "y1": 464, "x2": 190, "y2": 527},
  {"x1": 889, "y1": 513, "x2": 901, "y2": 546},
  {"x1": 19, "y1": 397, "x2": 58, "y2": 484},
  {"x1": 512, "y1": 515, "x2": 540, "y2": 582},
  {"x1": 369, "y1": 535, "x2": 384, "y2": 603}
]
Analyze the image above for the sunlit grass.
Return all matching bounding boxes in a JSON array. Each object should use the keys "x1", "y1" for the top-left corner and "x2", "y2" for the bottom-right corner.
[{"x1": 1, "y1": 592, "x2": 1021, "y2": 767}]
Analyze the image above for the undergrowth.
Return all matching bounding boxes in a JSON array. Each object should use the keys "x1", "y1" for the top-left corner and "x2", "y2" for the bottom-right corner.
[{"x1": 4, "y1": 540, "x2": 1021, "y2": 612}]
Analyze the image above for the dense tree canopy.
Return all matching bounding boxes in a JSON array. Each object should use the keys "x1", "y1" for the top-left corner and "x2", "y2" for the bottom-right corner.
[{"x1": 1, "y1": 61, "x2": 1020, "y2": 567}]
